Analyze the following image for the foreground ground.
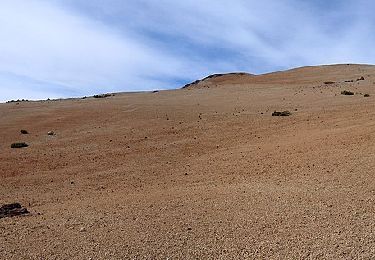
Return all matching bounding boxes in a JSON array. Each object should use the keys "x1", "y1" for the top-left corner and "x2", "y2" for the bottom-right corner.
[{"x1": 1, "y1": 64, "x2": 375, "y2": 259}]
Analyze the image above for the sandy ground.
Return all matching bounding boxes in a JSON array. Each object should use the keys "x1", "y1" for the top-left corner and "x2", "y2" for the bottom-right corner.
[{"x1": 1, "y1": 64, "x2": 375, "y2": 259}]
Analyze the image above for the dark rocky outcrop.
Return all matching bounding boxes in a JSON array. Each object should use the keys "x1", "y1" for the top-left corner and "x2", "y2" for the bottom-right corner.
[
  {"x1": 183, "y1": 73, "x2": 250, "y2": 89},
  {"x1": 0, "y1": 203, "x2": 29, "y2": 218}
]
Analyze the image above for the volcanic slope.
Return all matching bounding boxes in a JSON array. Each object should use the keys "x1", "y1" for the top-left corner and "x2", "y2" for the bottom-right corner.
[{"x1": 1, "y1": 64, "x2": 375, "y2": 259}]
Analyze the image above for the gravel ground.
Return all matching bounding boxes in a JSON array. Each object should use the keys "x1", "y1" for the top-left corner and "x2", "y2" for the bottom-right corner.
[{"x1": 1, "y1": 64, "x2": 375, "y2": 259}]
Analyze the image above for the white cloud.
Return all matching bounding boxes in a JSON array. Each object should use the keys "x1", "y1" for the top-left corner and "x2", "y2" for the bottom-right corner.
[
  {"x1": 1, "y1": 0, "x2": 375, "y2": 101},
  {"x1": 0, "y1": 0, "x2": 205, "y2": 101}
]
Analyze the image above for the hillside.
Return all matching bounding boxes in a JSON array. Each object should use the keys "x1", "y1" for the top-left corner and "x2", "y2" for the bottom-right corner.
[
  {"x1": 183, "y1": 63, "x2": 375, "y2": 87},
  {"x1": 1, "y1": 64, "x2": 375, "y2": 259}
]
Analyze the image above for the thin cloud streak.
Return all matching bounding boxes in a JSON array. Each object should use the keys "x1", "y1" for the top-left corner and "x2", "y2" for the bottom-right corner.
[{"x1": 1, "y1": 0, "x2": 375, "y2": 101}]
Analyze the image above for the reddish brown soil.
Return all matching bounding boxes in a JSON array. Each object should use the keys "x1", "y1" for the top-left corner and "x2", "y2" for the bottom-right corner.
[{"x1": 1, "y1": 64, "x2": 375, "y2": 259}]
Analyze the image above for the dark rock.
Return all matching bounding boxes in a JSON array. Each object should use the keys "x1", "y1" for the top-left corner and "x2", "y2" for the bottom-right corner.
[
  {"x1": 272, "y1": 111, "x2": 291, "y2": 116},
  {"x1": 364, "y1": 94, "x2": 370, "y2": 97},
  {"x1": 11, "y1": 142, "x2": 28, "y2": 148},
  {"x1": 324, "y1": 81, "x2": 335, "y2": 85},
  {"x1": 20, "y1": 130, "x2": 28, "y2": 134},
  {"x1": 357, "y1": 76, "x2": 365, "y2": 81},
  {"x1": 341, "y1": 90, "x2": 354, "y2": 95},
  {"x1": 0, "y1": 203, "x2": 29, "y2": 218}
]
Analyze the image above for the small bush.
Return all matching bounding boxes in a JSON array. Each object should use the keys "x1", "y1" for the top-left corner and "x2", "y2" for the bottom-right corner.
[
  {"x1": 93, "y1": 93, "x2": 113, "y2": 98},
  {"x1": 6, "y1": 99, "x2": 29, "y2": 103}
]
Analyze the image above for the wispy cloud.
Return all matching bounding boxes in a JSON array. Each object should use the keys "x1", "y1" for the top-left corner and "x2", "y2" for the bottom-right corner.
[{"x1": 1, "y1": 0, "x2": 375, "y2": 101}]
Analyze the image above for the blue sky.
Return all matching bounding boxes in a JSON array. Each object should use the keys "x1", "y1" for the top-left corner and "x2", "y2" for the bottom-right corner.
[{"x1": 1, "y1": 0, "x2": 375, "y2": 101}]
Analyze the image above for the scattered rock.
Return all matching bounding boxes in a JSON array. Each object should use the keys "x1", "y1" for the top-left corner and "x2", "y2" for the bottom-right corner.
[
  {"x1": 324, "y1": 81, "x2": 335, "y2": 85},
  {"x1": 341, "y1": 90, "x2": 354, "y2": 95},
  {"x1": 47, "y1": 131, "x2": 55, "y2": 136},
  {"x1": 272, "y1": 111, "x2": 291, "y2": 117},
  {"x1": 345, "y1": 80, "x2": 354, "y2": 83},
  {"x1": 364, "y1": 93, "x2": 370, "y2": 97},
  {"x1": 0, "y1": 203, "x2": 29, "y2": 218},
  {"x1": 20, "y1": 130, "x2": 28, "y2": 134},
  {"x1": 11, "y1": 142, "x2": 28, "y2": 148},
  {"x1": 79, "y1": 227, "x2": 86, "y2": 232}
]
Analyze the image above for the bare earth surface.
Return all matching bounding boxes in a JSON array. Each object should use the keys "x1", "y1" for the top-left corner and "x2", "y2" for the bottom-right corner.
[{"x1": 2, "y1": 64, "x2": 375, "y2": 259}]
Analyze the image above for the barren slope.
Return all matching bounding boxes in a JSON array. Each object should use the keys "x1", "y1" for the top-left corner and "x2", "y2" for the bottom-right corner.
[{"x1": 1, "y1": 64, "x2": 375, "y2": 259}]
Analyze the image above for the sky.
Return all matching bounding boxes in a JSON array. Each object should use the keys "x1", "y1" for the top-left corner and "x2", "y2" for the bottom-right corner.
[{"x1": 1, "y1": 0, "x2": 375, "y2": 101}]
